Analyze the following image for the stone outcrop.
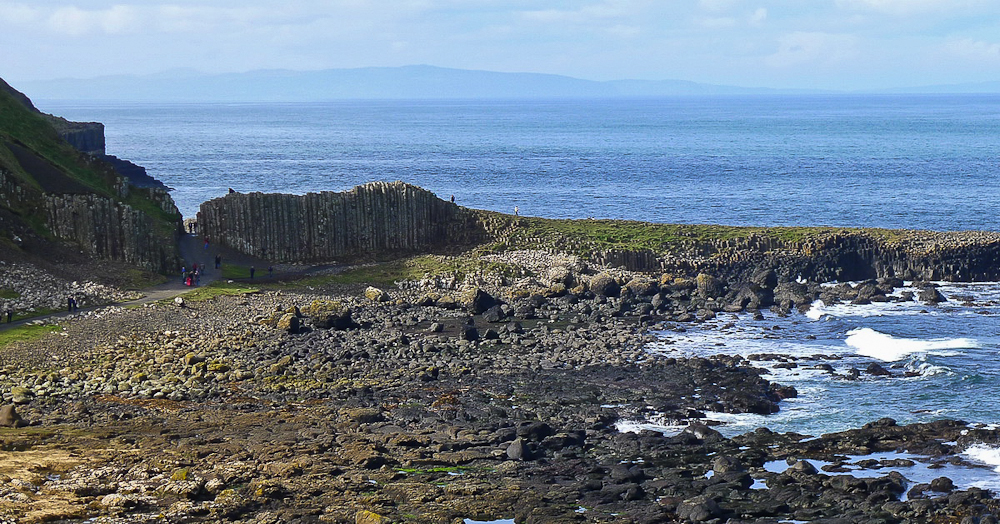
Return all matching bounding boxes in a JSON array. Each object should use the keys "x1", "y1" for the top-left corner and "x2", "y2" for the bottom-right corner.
[
  {"x1": 52, "y1": 119, "x2": 106, "y2": 156},
  {"x1": 0, "y1": 77, "x2": 182, "y2": 273},
  {"x1": 481, "y1": 216, "x2": 1000, "y2": 284},
  {"x1": 43, "y1": 193, "x2": 179, "y2": 272},
  {"x1": 197, "y1": 182, "x2": 486, "y2": 262}
]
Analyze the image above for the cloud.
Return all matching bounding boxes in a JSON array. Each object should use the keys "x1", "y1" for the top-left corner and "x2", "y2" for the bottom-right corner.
[{"x1": 749, "y1": 7, "x2": 767, "y2": 26}]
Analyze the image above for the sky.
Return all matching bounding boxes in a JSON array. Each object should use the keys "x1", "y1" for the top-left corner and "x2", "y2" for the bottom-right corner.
[{"x1": 1, "y1": 0, "x2": 999, "y2": 90}]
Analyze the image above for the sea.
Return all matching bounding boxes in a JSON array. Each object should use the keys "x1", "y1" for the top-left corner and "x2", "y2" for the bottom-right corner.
[{"x1": 39, "y1": 95, "x2": 1000, "y2": 487}]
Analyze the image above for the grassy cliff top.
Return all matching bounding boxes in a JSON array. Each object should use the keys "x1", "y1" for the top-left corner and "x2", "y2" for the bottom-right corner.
[
  {"x1": 0, "y1": 78, "x2": 116, "y2": 196},
  {"x1": 476, "y1": 212, "x2": 1000, "y2": 258}
]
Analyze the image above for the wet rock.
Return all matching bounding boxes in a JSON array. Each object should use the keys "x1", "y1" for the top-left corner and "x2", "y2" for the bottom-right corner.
[
  {"x1": 461, "y1": 324, "x2": 480, "y2": 342},
  {"x1": 482, "y1": 304, "x2": 507, "y2": 323},
  {"x1": 676, "y1": 495, "x2": 724, "y2": 522},
  {"x1": 865, "y1": 363, "x2": 892, "y2": 377}
]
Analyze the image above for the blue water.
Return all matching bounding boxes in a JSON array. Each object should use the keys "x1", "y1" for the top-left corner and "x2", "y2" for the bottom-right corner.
[{"x1": 39, "y1": 96, "x2": 1000, "y2": 229}]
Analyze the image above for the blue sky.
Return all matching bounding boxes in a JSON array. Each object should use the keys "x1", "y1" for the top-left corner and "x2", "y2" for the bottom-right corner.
[{"x1": 2, "y1": 0, "x2": 999, "y2": 89}]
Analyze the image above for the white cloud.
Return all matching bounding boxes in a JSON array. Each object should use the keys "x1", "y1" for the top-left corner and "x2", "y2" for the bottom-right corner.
[{"x1": 749, "y1": 7, "x2": 767, "y2": 26}]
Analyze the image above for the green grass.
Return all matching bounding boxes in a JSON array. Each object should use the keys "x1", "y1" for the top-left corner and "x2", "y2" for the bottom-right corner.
[
  {"x1": 220, "y1": 263, "x2": 259, "y2": 280},
  {"x1": 178, "y1": 281, "x2": 259, "y2": 302},
  {"x1": 0, "y1": 324, "x2": 60, "y2": 348},
  {"x1": 477, "y1": 212, "x2": 915, "y2": 258},
  {"x1": 0, "y1": 288, "x2": 19, "y2": 300},
  {"x1": 276, "y1": 255, "x2": 526, "y2": 290}
]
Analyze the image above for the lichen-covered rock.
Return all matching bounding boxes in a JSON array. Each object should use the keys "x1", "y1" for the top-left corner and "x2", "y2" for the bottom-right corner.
[
  {"x1": 364, "y1": 286, "x2": 390, "y2": 303},
  {"x1": 695, "y1": 273, "x2": 725, "y2": 298},
  {"x1": 306, "y1": 299, "x2": 357, "y2": 330},
  {"x1": 588, "y1": 273, "x2": 620, "y2": 297}
]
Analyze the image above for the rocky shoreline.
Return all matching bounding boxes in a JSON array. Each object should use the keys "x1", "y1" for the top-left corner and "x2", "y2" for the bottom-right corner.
[{"x1": 1, "y1": 251, "x2": 999, "y2": 523}]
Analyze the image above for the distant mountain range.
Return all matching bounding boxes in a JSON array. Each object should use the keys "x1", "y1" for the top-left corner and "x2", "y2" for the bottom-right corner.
[{"x1": 14, "y1": 65, "x2": 1000, "y2": 102}]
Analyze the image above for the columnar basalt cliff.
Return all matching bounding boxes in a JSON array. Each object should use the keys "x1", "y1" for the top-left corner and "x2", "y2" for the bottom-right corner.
[
  {"x1": 197, "y1": 182, "x2": 487, "y2": 262},
  {"x1": 0, "y1": 77, "x2": 182, "y2": 273}
]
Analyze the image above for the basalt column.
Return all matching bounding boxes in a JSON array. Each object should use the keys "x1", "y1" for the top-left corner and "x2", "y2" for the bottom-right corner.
[{"x1": 197, "y1": 181, "x2": 487, "y2": 263}]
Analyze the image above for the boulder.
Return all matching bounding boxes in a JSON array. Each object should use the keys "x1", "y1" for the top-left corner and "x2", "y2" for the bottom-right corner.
[
  {"x1": 0, "y1": 404, "x2": 26, "y2": 428},
  {"x1": 307, "y1": 300, "x2": 358, "y2": 330},
  {"x1": 9, "y1": 386, "x2": 33, "y2": 405},
  {"x1": 506, "y1": 438, "x2": 530, "y2": 460},
  {"x1": 482, "y1": 304, "x2": 508, "y2": 323},
  {"x1": 589, "y1": 273, "x2": 621, "y2": 297},
  {"x1": 276, "y1": 313, "x2": 300, "y2": 334},
  {"x1": 696, "y1": 273, "x2": 725, "y2": 298},
  {"x1": 466, "y1": 288, "x2": 499, "y2": 314},
  {"x1": 364, "y1": 286, "x2": 390, "y2": 303},
  {"x1": 624, "y1": 278, "x2": 658, "y2": 297}
]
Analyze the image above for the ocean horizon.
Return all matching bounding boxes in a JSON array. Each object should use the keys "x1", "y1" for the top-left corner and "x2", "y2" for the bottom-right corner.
[{"x1": 39, "y1": 94, "x2": 1000, "y2": 231}]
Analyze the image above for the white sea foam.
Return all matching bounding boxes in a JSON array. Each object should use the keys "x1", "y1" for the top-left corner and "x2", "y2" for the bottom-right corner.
[
  {"x1": 614, "y1": 420, "x2": 685, "y2": 436},
  {"x1": 962, "y1": 444, "x2": 1000, "y2": 472},
  {"x1": 844, "y1": 327, "x2": 978, "y2": 362}
]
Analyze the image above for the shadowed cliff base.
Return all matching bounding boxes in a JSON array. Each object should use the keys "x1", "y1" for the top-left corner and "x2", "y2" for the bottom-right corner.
[{"x1": 198, "y1": 181, "x2": 1000, "y2": 284}]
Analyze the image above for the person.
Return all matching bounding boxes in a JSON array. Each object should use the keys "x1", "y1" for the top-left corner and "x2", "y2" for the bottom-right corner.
[
  {"x1": 195, "y1": 269, "x2": 201, "y2": 286},
  {"x1": 67, "y1": 296, "x2": 73, "y2": 312},
  {"x1": 204, "y1": 236, "x2": 210, "y2": 250},
  {"x1": 268, "y1": 266, "x2": 274, "y2": 278},
  {"x1": 250, "y1": 266, "x2": 256, "y2": 279},
  {"x1": 514, "y1": 206, "x2": 519, "y2": 216},
  {"x1": 181, "y1": 266, "x2": 187, "y2": 284},
  {"x1": 215, "y1": 254, "x2": 222, "y2": 269},
  {"x1": 6, "y1": 309, "x2": 12, "y2": 323},
  {"x1": 450, "y1": 195, "x2": 455, "y2": 203}
]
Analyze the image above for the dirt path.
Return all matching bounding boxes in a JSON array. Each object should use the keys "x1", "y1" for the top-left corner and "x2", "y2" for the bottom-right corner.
[{"x1": 0, "y1": 234, "x2": 239, "y2": 331}]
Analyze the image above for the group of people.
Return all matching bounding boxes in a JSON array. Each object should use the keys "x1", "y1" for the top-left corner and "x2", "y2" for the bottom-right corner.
[{"x1": 181, "y1": 264, "x2": 204, "y2": 287}]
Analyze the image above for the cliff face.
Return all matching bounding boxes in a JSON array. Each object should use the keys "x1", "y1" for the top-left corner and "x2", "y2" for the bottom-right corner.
[
  {"x1": 198, "y1": 182, "x2": 486, "y2": 262},
  {"x1": 52, "y1": 120, "x2": 106, "y2": 156},
  {"x1": 0, "y1": 77, "x2": 181, "y2": 272}
]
